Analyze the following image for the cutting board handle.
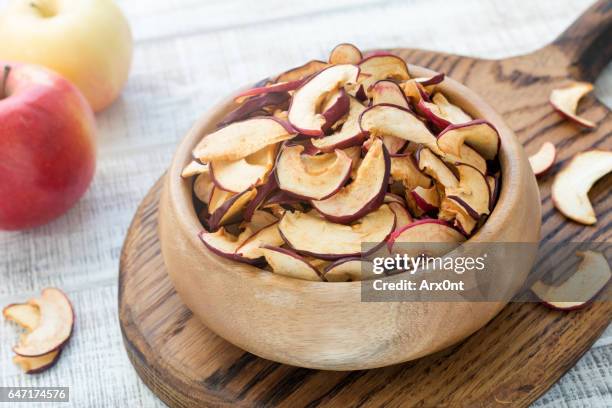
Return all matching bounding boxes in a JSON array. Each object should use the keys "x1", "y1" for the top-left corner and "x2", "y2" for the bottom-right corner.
[{"x1": 550, "y1": 0, "x2": 612, "y2": 81}]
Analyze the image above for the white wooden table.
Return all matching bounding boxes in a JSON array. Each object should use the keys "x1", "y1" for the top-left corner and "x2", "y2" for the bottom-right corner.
[{"x1": 1, "y1": 0, "x2": 610, "y2": 406}]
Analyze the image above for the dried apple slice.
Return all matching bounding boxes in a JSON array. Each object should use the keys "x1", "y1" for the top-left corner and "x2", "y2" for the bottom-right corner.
[
  {"x1": 3, "y1": 303, "x2": 40, "y2": 331},
  {"x1": 312, "y1": 138, "x2": 390, "y2": 224},
  {"x1": 193, "y1": 169, "x2": 215, "y2": 205},
  {"x1": 311, "y1": 97, "x2": 368, "y2": 151},
  {"x1": 243, "y1": 177, "x2": 278, "y2": 222},
  {"x1": 324, "y1": 258, "x2": 371, "y2": 282},
  {"x1": 446, "y1": 164, "x2": 491, "y2": 219},
  {"x1": 276, "y1": 145, "x2": 352, "y2": 200},
  {"x1": 551, "y1": 150, "x2": 612, "y2": 225},
  {"x1": 358, "y1": 54, "x2": 410, "y2": 93},
  {"x1": 549, "y1": 82, "x2": 596, "y2": 128},
  {"x1": 439, "y1": 198, "x2": 477, "y2": 236},
  {"x1": 371, "y1": 80, "x2": 410, "y2": 108},
  {"x1": 359, "y1": 104, "x2": 439, "y2": 152},
  {"x1": 414, "y1": 73, "x2": 445, "y2": 88},
  {"x1": 14, "y1": 349, "x2": 62, "y2": 374},
  {"x1": 211, "y1": 144, "x2": 277, "y2": 193},
  {"x1": 409, "y1": 185, "x2": 440, "y2": 213},
  {"x1": 487, "y1": 174, "x2": 500, "y2": 211},
  {"x1": 400, "y1": 79, "x2": 428, "y2": 104},
  {"x1": 221, "y1": 92, "x2": 290, "y2": 126},
  {"x1": 432, "y1": 93, "x2": 472, "y2": 124},
  {"x1": 416, "y1": 100, "x2": 451, "y2": 131},
  {"x1": 236, "y1": 222, "x2": 284, "y2": 260},
  {"x1": 528, "y1": 142, "x2": 556, "y2": 176},
  {"x1": 321, "y1": 88, "x2": 350, "y2": 133},
  {"x1": 208, "y1": 188, "x2": 257, "y2": 230},
  {"x1": 389, "y1": 202, "x2": 413, "y2": 231},
  {"x1": 388, "y1": 219, "x2": 466, "y2": 257},
  {"x1": 13, "y1": 288, "x2": 74, "y2": 357},
  {"x1": 532, "y1": 251, "x2": 610, "y2": 310},
  {"x1": 390, "y1": 154, "x2": 432, "y2": 190},
  {"x1": 437, "y1": 120, "x2": 500, "y2": 160},
  {"x1": 276, "y1": 60, "x2": 328, "y2": 83},
  {"x1": 279, "y1": 205, "x2": 396, "y2": 259},
  {"x1": 193, "y1": 117, "x2": 294, "y2": 162},
  {"x1": 440, "y1": 145, "x2": 487, "y2": 175},
  {"x1": 234, "y1": 80, "x2": 304, "y2": 103},
  {"x1": 329, "y1": 43, "x2": 363, "y2": 65},
  {"x1": 261, "y1": 246, "x2": 322, "y2": 281},
  {"x1": 417, "y1": 148, "x2": 459, "y2": 188},
  {"x1": 288, "y1": 64, "x2": 360, "y2": 136},
  {"x1": 199, "y1": 226, "x2": 260, "y2": 264},
  {"x1": 181, "y1": 161, "x2": 208, "y2": 178}
]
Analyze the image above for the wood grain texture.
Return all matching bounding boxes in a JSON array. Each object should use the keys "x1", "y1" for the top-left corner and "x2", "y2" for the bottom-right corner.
[{"x1": 120, "y1": 1, "x2": 611, "y2": 406}]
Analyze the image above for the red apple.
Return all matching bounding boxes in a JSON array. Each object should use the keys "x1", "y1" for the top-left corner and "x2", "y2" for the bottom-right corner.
[{"x1": 0, "y1": 63, "x2": 96, "y2": 230}]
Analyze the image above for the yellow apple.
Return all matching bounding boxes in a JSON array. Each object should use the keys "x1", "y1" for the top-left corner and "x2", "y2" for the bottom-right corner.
[{"x1": 0, "y1": 0, "x2": 133, "y2": 112}]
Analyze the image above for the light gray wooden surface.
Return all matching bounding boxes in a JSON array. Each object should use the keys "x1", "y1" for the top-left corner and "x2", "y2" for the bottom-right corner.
[{"x1": 0, "y1": 0, "x2": 610, "y2": 407}]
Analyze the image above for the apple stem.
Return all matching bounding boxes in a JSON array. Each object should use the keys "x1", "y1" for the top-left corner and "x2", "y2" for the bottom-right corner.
[{"x1": 1, "y1": 66, "x2": 10, "y2": 99}]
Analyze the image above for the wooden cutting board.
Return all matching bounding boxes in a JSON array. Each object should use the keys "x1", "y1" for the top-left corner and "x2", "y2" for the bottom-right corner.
[{"x1": 119, "y1": 1, "x2": 611, "y2": 407}]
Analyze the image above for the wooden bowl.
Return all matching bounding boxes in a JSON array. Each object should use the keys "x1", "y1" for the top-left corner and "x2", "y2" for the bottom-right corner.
[{"x1": 158, "y1": 65, "x2": 541, "y2": 370}]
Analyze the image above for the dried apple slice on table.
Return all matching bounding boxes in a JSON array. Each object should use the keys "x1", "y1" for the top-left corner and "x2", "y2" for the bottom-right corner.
[
  {"x1": 329, "y1": 43, "x2": 363, "y2": 65},
  {"x1": 261, "y1": 246, "x2": 322, "y2": 281},
  {"x1": 437, "y1": 120, "x2": 500, "y2": 160},
  {"x1": 279, "y1": 205, "x2": 396, "y2": 260},
  {"x1": 445, "y1": 164, "x2": 491, "y2": 220},
  {"x1": 193, "y1": 117, "x2": 295, "y2": 162},
  {"x1": 276, "y1": 145, "x2": 352, "y2": 200},
  {"x1": 551, "y1": 150, "x2": 612, "y2": 225},
  {"x1": 360, "y1": 104, "x2": 440, "y2": 153},
  {"x1": 311, "y1": 97, "x2": 368, "y2": 151},
  {"x1": 312, "y1": 138, "x2": 390, "y2": 224},
  {"x1": 12, "y1": 288, "x2": 74, "y2": 357},
  {"x1": 3, "y1": 303, "x2": 40, "y2": 331},
  {"x1": 288, "y1": 64, "x2": 360, "y2": 136},
  {"x1": 532, "y1": 251, "x2": 610, "y2": 310},
  {"x1": 549, "y1": 82, "x2": 596, "y2": 128},
  {"x1": 528, "y1": 142, "x2": 556, "y2": 176}
]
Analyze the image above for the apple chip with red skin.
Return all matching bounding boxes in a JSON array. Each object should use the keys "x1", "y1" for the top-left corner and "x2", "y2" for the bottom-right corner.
[
  {"x1": 288, "y1": 64, "x2": 360, "y2": 136},
  {"x1": 528, "y1": 142, "x2": 556, "y2": 176},
  {"x1": 276, "y1": 145, "x2": 352, "y2": 200},
  {"x1": 440, "y1": 145, "x2": 487, "y2": 175},
  {"x1": 3, "y1": 303, "x2": 40, "y2": 331},
  {"x1": 439, "y1": 198, "x2": 477, "y2": 236},
  {"x1": 359, "y1": 104, "x2": 439, "y2": 152},
  {"x1": 388, "y1": 219, "x2": 466, "y2": 258},
  {"x1": 549, "y1": 82, "x2": 596, "y2": 128},
  {"x1": 312, "y1": 138, "x2": 390, "y2": 224},
  {"x1": 279, "y1": 205, "x2": 396, "y2": 260},
  {"x1": 12, "y1": 288, "x2": 74, "y2": 358},
  {"x1": 532, "y1": 251, "x2": 610, "y2": 310},
  {"x1": 194, "y1": 117, "x2": 294, "y2": 162},
  {"x1": 445, "y1": 164, "x2": 491, "y2": 220},
  {"x1": 417, "y1": 147, "x2": 459, "y2": 189},
  {"x1": 208, "y1": 188, "x2": 257, "y2": 230},
  {"x1": 210, "y1": 144, "x2": 278, "y2": 193},
  {"x1": 431, "y1": 93, "x2": 472, "y2": 124},
  {"x1": 371, "y1": 80, "x2": 410, "y2": 109},
  {"x1": 437, "y1": 120, "x2": 500, "y2": 160},
  {"x1": 311, "y1": 97, "x2": 368, "y2": 152},
  {"x1": 329, "y1": 43, "x2": 363, "y2": 65},
  {"x1": 390, "y1": 154, "x2": 432, "y2": 191},
  {"x1": 235, "y1": 222, "x2": 284, "y2": 261},
  {"x1": 324, "y1": 258, "x2": 373, "y2": 282},
  {"x1": 388, "y1": 202, "x2": 413, "y2": 231},
  {"x1": 276, "y1": 60, "x2": 328, "y2": 83},
  {"x1": 551, "y1": 150, "x2": 612, "y2": 225},
  {"x1": 409, "y1": 185, "x2": 440, "y2": 214},
  {"x1": 262, "y1": 246, "x2": 322, "y2": 281},
  {"x1": 358, "y1": 54, "x2": 410, "y2": 93}
]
